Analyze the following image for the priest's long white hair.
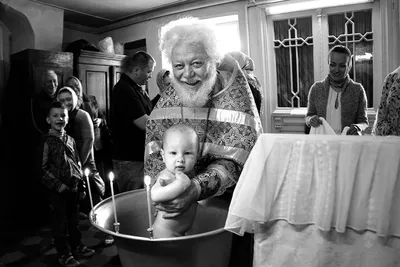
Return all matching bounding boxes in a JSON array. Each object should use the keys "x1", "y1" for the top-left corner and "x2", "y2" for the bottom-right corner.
[{"x1": 159, "y1": 17, "x2": 222, "y2": 65}]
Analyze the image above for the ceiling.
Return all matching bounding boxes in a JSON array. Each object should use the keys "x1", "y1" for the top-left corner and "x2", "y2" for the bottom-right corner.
[{"x1": 29, "y1": 0, "x2": 195, "y2": 29}]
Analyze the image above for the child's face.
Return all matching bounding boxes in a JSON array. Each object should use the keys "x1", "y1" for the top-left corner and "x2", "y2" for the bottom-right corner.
[
  {"x1": 46, "y1": 107, "x2": 68, "y2": 132},
  {"x1": 161, "y1": 131, "x2": 198, "y2": 174},
  {"x1": 58, "y1": 91, "x2": 76, "y2": 111}
]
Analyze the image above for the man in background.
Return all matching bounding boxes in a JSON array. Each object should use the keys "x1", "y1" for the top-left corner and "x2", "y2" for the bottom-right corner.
[
  {"x1": 32, "y1": 69, "x2": 59, "y2": 135},
  {"x1": 111, "y1": 51, "x2": 155, "y2": 192}
]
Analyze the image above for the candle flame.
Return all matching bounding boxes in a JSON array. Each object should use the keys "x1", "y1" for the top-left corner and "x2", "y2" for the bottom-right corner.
[
  {"x1": 84, "y1": 168, "x2": 90, "y2": 177},
  {"x1": 144, "y1": 175, "x2": 151, "y2": 187},
  {"x1": 109, "y1": 172, "x2": 114, "y2": 182}
]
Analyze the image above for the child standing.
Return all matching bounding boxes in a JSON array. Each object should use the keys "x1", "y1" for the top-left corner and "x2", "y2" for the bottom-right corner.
[
  {"x1": 151, "y1": 123, "x2": 200, "y2": 238},
  {"x1": 41, "y1": 101, "x2": 94, "y2": 267}
]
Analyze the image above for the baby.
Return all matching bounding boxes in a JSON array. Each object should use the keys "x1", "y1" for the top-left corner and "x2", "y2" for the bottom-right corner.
[{"x1": 151, "y1": 123, "x2": 200, "y2": 238}]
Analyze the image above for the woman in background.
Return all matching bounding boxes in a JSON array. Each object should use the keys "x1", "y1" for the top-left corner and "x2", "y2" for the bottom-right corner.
[
  {"x1": 372, "y1": 66, "x2": 400, "y2": 136},
  {"x1": 65, "y1": 77, "x2": 113, "y2": 194},
  {"x1": 152, "y1": 69, "x2": 171, "y2": 108},
  {"x1": 63, "y1": 78, "x2": 114, "y2": 246}
]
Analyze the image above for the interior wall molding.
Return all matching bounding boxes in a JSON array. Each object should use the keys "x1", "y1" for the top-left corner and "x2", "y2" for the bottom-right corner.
[{"x1": 64, "y1": 0, "x2": 240, "y2": 34}]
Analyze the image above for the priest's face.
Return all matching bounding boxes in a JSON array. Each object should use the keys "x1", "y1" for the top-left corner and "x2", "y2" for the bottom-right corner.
[{"x1": 171, "y1": 42, "x2": 217, "y2": 107}]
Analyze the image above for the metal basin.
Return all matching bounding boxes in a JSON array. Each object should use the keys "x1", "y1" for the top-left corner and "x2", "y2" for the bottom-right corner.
[{"x1": 90, "y1": 189, "x2": 232, "y2": 267}]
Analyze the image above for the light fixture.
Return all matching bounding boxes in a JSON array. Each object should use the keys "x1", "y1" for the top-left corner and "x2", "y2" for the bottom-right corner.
[{"x1": 265, "y1": 0, "x2": 374, "y2": 15}]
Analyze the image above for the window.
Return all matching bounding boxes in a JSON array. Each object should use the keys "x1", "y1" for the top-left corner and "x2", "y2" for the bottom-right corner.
[
  {"x1": 202, "y1": 15, "x2": 241, "y2": 55},
  {"x1": 273, "y1": 17, "x2": 314, "y2": 108},
  {"x1": 266, "y1": 2, "x2": 378, "y2": 109}
]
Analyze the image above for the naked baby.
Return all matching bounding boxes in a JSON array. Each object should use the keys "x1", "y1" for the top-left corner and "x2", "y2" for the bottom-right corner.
[{"x1": 151, "y1": 123, "x2": 199, "y2": 238}]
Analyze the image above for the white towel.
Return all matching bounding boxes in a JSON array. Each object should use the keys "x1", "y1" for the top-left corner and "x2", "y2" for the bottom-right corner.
[{"x1": 310, "y1": 117, "x2": 349, "y2": 135}]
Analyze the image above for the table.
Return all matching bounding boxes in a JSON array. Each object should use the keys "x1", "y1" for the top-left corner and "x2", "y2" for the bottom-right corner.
[{"x1": 225, "y1": 134, "x2": 400, "y2": 267}]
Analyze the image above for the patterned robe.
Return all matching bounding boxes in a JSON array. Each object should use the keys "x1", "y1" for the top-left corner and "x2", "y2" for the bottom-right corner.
[
  {"x1": 144, "y1": 61, "x2": 263, "y2": 200},
  {"x1": 373, "y1": 66, "x2": 400, "y2": 136}
]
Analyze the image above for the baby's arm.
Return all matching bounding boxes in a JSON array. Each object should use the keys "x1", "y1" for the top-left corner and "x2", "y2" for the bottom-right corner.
[{"x1": 151, "y1": 172, "x2": 191, "y2": 203}]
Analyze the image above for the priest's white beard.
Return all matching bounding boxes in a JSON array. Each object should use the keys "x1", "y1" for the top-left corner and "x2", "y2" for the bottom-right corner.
[{"x1": 172, "y1": 64, "x2": 218, "y2": 108}]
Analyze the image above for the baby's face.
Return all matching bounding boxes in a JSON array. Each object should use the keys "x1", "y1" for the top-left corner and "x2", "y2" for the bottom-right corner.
[{"x1": 161, "y1": 132, "x2": 198, "y2": 174}]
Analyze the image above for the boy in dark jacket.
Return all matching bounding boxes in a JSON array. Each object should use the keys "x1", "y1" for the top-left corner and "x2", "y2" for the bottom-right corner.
[{"x1": 41, "y1": 101, "x2": 94, "y2": 267}]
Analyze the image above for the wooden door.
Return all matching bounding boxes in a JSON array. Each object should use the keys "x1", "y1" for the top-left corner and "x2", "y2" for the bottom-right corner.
[{"x1": 78, "y1": 64, "x2": 110, "y2": 121}]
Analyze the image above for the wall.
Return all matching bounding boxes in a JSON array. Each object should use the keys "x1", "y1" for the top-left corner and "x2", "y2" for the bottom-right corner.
[
  {"x1": 100, "y1": 1, "x2": 248, "y2": 99},
  {"x1": 0, "y1": 21, "x2": 10, "y2": 126},
  {"x1": 0, "y1": 0, "x2": 64, "y2": 52}
]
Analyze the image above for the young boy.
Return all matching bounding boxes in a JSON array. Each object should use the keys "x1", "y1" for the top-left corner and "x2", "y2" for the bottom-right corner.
[
  {"x1": 151, "y1": 123, "x2": 200, "y2": 238},
  {"x1": 41, "y1": 101, "x2": 94, "y2": 267}
]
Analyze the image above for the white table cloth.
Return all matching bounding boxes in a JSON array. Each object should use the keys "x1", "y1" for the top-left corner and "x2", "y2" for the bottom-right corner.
[{"x1": 225, "y1": 134, "x2": 400, "y2": 267}]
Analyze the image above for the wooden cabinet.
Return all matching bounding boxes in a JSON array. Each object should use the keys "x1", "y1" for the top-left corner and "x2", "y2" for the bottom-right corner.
[
  {"x1": 9, "y1": 49, "x2": 73, "y2": 97},
  {"x1": 77, "y1": 51, "x2": 125, "y2": 123}
]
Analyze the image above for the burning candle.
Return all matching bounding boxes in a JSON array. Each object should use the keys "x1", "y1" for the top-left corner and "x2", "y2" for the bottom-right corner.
[
  {"x1": 109, "y1": 172, "x2": 119, "y2": 227},
  {"x1": 84, "y1": 168, "x2": 94, "y2": 210},
  {"x1": 144, "y1": 175, "x2": 153, "y2": 237}
]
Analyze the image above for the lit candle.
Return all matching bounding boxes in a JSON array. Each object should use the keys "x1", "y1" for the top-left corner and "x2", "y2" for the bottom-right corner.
[
  {"x1": 84, "y1": 168, "x2": 94, "y2": 210},
  {"x1": 144, "y1": 175, "x2": 153, "y2": 237},
  {"x1": 109, "y1": 172, "x2": 119, "y2": 226}
]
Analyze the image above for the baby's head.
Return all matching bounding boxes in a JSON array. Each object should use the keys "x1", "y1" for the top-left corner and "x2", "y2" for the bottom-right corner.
[
  {"x1": 161, "y1": 124, "x2": 200, "y2": 174},
  {"x1": 46, "y1": 101, "x2": 68, "y2": 132}
]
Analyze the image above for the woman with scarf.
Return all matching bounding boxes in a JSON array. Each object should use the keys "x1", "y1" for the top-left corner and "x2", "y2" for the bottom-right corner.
[
  {"x1": 305, "y1": 45, "x2": 368, "y2": 135},
  {"x1": 60, "y1": 80, "x2": 113, "y2": 246},
  {"x1": 151, "y1": 69, "x2": 171, "y2": 108},
  {"x1": 65, "y1": 77, "x2": 113, "y2": 195}
]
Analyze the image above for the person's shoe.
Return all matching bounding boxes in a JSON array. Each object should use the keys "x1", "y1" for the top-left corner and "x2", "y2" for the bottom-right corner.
[
  {"x1": 74, "y1": 244, "x2": 95, "y2": 257},
  {"x1": 104, "y1": 235, "x2": 114, "y2": 246},
  {"x1": 58, "y1": 253, "x2": 80, "y2": 267}
]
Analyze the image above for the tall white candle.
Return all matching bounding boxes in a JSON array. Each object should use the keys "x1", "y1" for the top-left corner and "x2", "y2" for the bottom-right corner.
[
  {"x1": 144, "y1": 175, "x2": 153, "y2": 231},
  {"x1": 84, "y1": 168, "x2": 94, "y2": 210},
  {"x1": 109, "y1": 172, "x2": 118, "y2": 225}
]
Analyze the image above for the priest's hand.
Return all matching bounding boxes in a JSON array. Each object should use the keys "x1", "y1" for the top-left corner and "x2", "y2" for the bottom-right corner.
[{"x1": 154, "y1": 178, "x2": 199, "y2": 219}]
